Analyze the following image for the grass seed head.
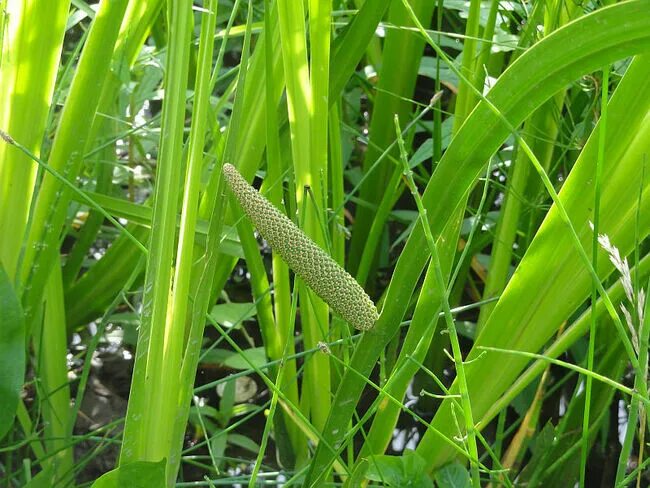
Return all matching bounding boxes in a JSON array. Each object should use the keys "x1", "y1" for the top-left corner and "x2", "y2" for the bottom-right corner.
[
  {"x1": 592, "y1": 223, "x2": 646, "y2": 353},
  {"x1": 222, "y1": 163, "x2": 379, "y2": 331}
]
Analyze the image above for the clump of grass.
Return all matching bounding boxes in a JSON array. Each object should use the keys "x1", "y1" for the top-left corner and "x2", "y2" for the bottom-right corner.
[{"x1": 223, "y1": 163, "x2": 379, "y2": 331}]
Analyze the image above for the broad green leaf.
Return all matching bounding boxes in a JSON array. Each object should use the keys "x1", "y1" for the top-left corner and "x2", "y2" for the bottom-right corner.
[
  {"x1": 201, "y1": 347, "x2": 267, "y2": 370},
  {"x1": 418, "y1": 57, "x2": 459, "y2": 85},
  {"x1": 366, "y1": 451, "x2": 434, "y2": 488},
  {"x1": 209, "y1": 302, "x2": 257, "y2": 327},
  {"x1": 347, "y1": 459, "x2": 370, "y2": 488},
  {"x1": 434, "y1": 462, "x2": 471, "y2": 488},
  {"x1": 23, "y1": 467, "x2": 53, "y2": 488},
  {"x1": 91, "y1": 460, "x2": 166, "y2": 488},
  {"x1": 210, "y1": 431, "x2": 228, "y2": 464},
  {"x1": 0, "y1": 264, "x2": 25, "y2": 440},
  {"x1": 227, "y1": 433, "x2": 261, "y2": 453},
  {"x1": 409, "y1": 139, "x2": 433, "y2": 168},
  {"x1": 328, "y1": 0, "x2": 391, "y2": 101}
]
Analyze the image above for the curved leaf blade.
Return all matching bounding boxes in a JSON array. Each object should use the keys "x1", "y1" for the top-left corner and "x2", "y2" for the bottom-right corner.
[{"x1": 305, "y1": 2, "x2": 650, "y2": 483}]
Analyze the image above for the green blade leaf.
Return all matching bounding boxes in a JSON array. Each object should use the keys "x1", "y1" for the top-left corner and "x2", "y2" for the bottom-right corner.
[
  {"x1": 91, "y1": 460, "x2": 166, "y2": 488},
  {"x1": 0, "y1": 264, "x2": 25, "y2": 440}
]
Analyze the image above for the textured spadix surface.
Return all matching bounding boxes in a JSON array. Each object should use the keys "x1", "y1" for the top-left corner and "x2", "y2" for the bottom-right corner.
[{"x1": 223, "y1": 163, "x2": 378, "y2": 331}]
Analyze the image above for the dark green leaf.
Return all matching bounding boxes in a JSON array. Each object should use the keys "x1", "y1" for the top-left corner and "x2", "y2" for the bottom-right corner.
[
  {"x1": 210, "y1": 302, "x2": 257, "y2": 327},
  {"x1": 366, "y1": 450, "x2": 434, "y2": 488},
  {"x1": 434, "y1": 462, "x2": 471, "y2": 488},
  {"x1": 0, "y1": 264, "x2": 25, "y2": 440},
  {"x1": 227, "y1": 433, "x2": 260, "y2": 453},
  {"x1": 200, "y1": 347, "x2": 267, "y2": 370}
]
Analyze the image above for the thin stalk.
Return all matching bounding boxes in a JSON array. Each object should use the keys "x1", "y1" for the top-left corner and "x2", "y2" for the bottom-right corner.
[
  {"x1": 34, "y1": 261, "x2": 72, "y2": 483},
  {"x1": 472, "y1": 0, "x2": 499, "y2": 93},
  {"x1": 476, "y1": 346, "x2": 645, "y2": 405},
  {"x1": 328, "y1": 103, "x2": 345, "y2": 267},
  {"x1": 581, "y1": 64, "x2": 608, "y2": 487},
  {"x1": 356, "y1": 166, "x2": 403, "y2": 287},
  {"x1": 347, "y1": 0, "x2": 435, "y2": 276},
  {"x1": 433, "y1": 0, "x2": 443, "y2": 162},
  {"x1": 615, "y1": 260, "x2": 649, "y2": 483},
  {"x1": 395, "y1": 115, "x2": 481, "y2": 486},
  {"x1": 615, "y1": 385, "x2": 643, "y2": 482},
  {"x1": 481, "y1": 251, "x2": 650, "y2": 429},
  {"x1": 14, "y1": 401, "x2": 46, "y2": 464},
  {"x1": 277, "y1": 0, "x2": 332, "y2": 434},
  {"x1": 61, "y1": 117, "x2": 116, "y2": 288},
  {"x1": 119, "y1": 0, "x2": 193, "y2": 468},
  {"x1": 248, "y1": 359, "x2": 284, "y2": 488},
  {"x1": 357, "y1": 173, "x2": 489, "y2": 461},
  {"x1": 452, "y1": 0, "x2": 482, "y2": 132},
  {"x1": 621, "y1": 453, "x2": 650, "y2": 487},
  {"x1": 634, "y1": 232, "x2": 649, "y2": 488},
  {"x1": 355, "y1": 103, "x2": 435, "y2": 286},
  {"x1": 168, "y1": 4, "x2": 258, "y2": 482},
  {"x1": 263, "y1": 0, "x2": 303, "y2": 464},
  {"x1": 157, "y1": 2, "x2": 217, "y2": 481},
  {"x1": 631, "y1": 162, "x2": 648, "y2": 488},
  {"x1": 207, "y1": 0, "x2": 242, "y2": 95},
  {"x1": 249, "y1": 284, "x2": 299, "y2": 486}
]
